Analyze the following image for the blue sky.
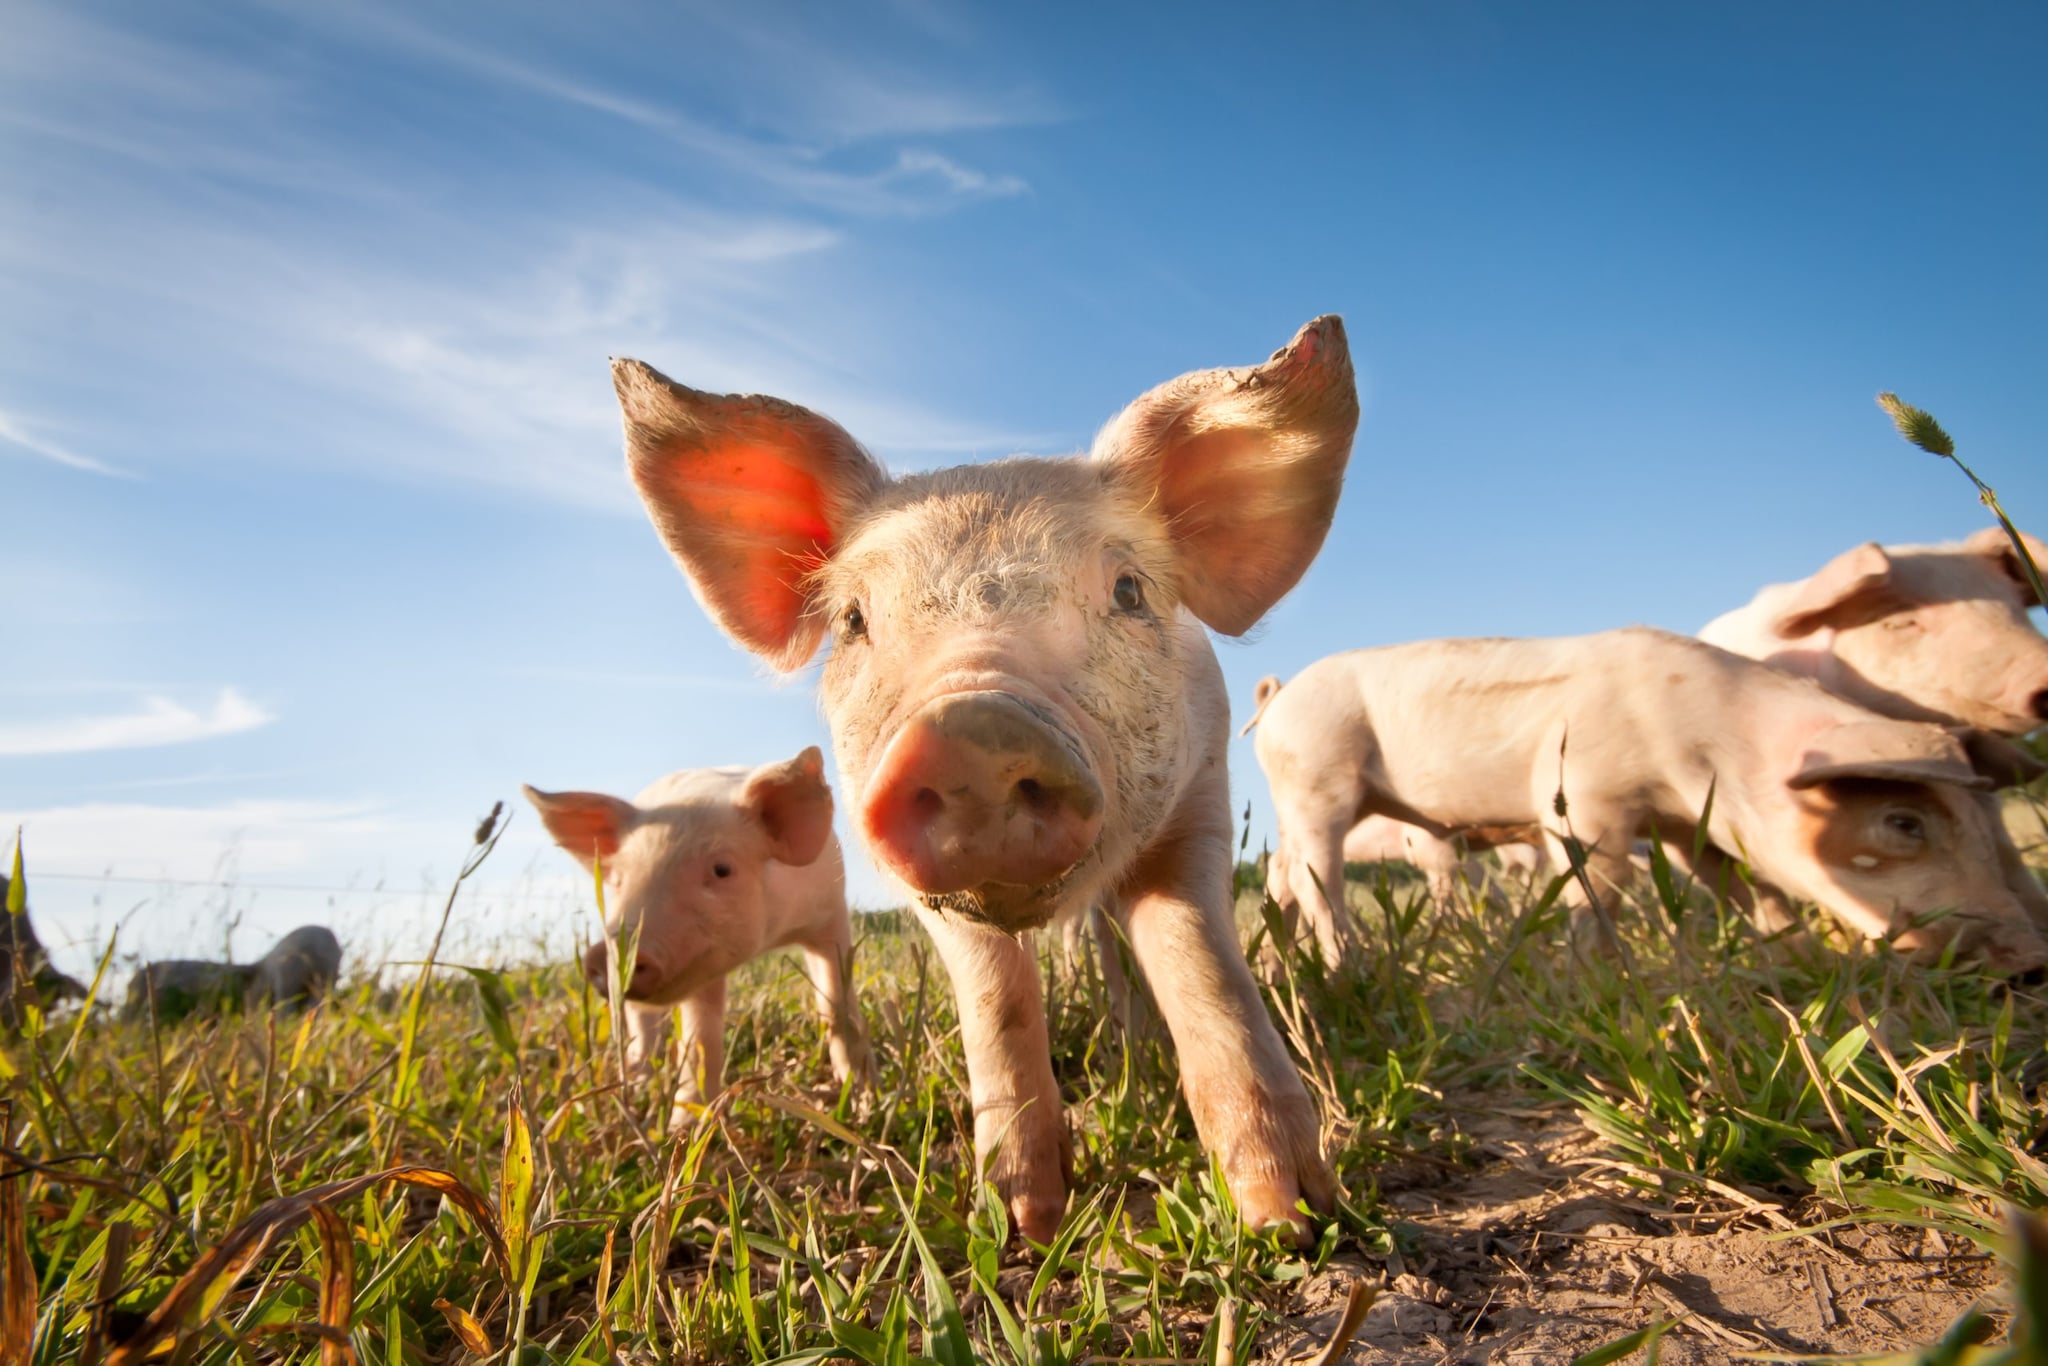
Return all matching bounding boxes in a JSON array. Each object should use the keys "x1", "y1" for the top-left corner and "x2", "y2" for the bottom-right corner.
[{"x1": 5, "y1": 1, "x2": 2045, "y2": 977}]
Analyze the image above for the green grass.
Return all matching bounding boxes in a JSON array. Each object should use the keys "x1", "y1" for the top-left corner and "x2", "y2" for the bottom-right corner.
[{"x1": 7, "y1": 815, "x2": 2048, "y2": 1364}]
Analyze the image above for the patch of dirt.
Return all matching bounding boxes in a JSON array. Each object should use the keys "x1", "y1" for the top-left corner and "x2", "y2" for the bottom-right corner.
[{"x1": 1256, "y1": 1098, "x2": 2007, "y2": 1363}]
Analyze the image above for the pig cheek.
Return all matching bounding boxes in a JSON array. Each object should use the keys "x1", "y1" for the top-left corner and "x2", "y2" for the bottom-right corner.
[
  {"x1": 820, "y1": 648, "x2": 904, "y2": 814},
  {"x1": 1068, "y1": 611, "x2": 1187, "y2": 858}
]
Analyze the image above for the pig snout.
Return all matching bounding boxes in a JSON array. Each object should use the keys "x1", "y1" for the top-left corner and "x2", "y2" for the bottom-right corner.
[
  {"x1": 861, "y1": 691, "x2": 1104, "y2": 919},
  {"x1": 1893, "y1": 906, "x2": 2048, "y2": 976},
  {"x1": 582, "y1": 940, "x2": 661, "y2": 998}
]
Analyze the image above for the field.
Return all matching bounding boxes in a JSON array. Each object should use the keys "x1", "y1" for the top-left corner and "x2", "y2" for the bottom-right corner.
[{"x1": 8, "y1": 806, "x2": 2048, "y2": 1366}]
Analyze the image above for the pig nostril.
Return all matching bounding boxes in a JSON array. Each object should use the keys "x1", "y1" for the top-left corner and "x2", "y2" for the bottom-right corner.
[
  {"x1": 911, "y1": 788, "x2": 944, "y2": 820},
  {"x1": 2031, "y1": 689, "x2": 2048, "y2": 721},
  {"x1": 1015, "y1": 777, "x2": 1047, "y2": 809}
]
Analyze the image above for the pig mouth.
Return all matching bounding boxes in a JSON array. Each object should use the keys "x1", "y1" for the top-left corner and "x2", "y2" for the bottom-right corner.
[{"x1": 913, "y1": 849, "x2": 1096, "y2": 933}]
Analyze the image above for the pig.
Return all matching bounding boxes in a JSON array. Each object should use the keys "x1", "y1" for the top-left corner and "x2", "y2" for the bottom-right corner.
[
  {"x1": 125, "y1": 960, "x2": 250, "y2": 1022},
  {"x1": 123, "y1": 924, "x2": 342, "y2": 1022},
  {"x1": 1056, "y1": 898, "x2": 1135, "y2": 1038},
  {"x1": 0, "y1": 874, "x2": 86, "y2": 1029},
  {"x1": 613, "y1": 316, "x2": 1358, "y2": 1243},
  {"x1": 1316, "y1": 531, "x2": 2048, "y2": 938},
  {"x1": 523, "y1": 748, "x2": 873, "y2": 1127},
  {"x1": 1701, "y1": 530, "x2": 2048, "y2": 931},
  {"x1": 1251, "y1": 628, "x2": 2048, "y2": 974},
  {"x1": 249, "y1": 925, "x2": 342, "y2": 1008},
  {"x1": 1698, "y1": 530, "x2": 2048, "y2": 736}
]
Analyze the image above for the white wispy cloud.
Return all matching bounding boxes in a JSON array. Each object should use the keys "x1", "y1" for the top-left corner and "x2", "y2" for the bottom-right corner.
[
  {"x1": 295, "y1": 2, "x2": 1043, "y2": 217},
  {"x1": 0, "y1": 689, "x2": 275, "y2": 757},
  {"x1": 0, "y1": 2, "x2": 1059, "y2": 503},
  {"x1": 0, "y1": 798, "x2": 388, "y2": 880},
  {"x1": 0, "y1": 406, "x2": 129, "y2": 477}
]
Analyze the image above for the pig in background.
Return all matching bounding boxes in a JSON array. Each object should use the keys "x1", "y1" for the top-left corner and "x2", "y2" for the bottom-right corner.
[
  {"x1": 1252, "y1": 628, "x2": 2048, "y2": 974},
  {"x1": 524, "y1": 748, "x2": 873, "y2": 1131},
  {"x1": 123, "y1": 924, "x2": 343, "y2": 1024},
  {"x1": 1701, "y1": 530, "x2": 2048, "y2": 930},
  {"x1": 617, "y1": 316, "x2": 1358, "y2": 1243},
  {"x1": 0, "y1": 873, "x2": 86, "y2": 1030},
  {"x1": 1321, "y1": 530, "x2": 2048, "y2": 932},
  {"x1": 1699, "y1": 529, "x2": 2048, "y2": 738}
]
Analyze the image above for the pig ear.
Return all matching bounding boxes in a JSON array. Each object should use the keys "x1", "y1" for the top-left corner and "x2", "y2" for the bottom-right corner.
[
  {"x1": 1950, "y1": 727, "x2": 2048, "y2": 787},
  {"x1": 614, "y1": 360, "x2": 887, "y2": 671},
  {"x1": 1771, "y1": 542, "x2": 1898, "y2": 638},
  {"x1": 1787, "y1": 721, "x2": 1992, "y2": 791},
  {"x1": 741, "y1": 746, "x2": 835, "y2": 866},
  {"x1": 1092, "y1": 316, "x2": 1360, "y2": 636},
  {"x1": 1962, "y1": 526, "x2": 2048, "y2": 607},
  {"x1": 521, "y1": 785, "x2": 638, "y2": 863}
]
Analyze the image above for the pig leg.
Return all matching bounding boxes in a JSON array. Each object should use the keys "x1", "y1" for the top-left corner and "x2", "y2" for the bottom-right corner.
[
  {"x1": 622, "y1": 1000, "x2": 670, "y2": 1082},
  {"x1": 799, "y1": 931, "x2": 874, "y2": 1094},
  {"x1": 1541, "y1": 812, "x2": 1639, "y2": 956},
  {"x1": 1123, "y1": 831, "x2": 1334, "y2": 1241},
  {"x1": 1090, "y1": 896, "x2": 1135, "y2": 1039},
  {"x1": 1271, "y1": 805, "x2": 1356, "y2": 970},
  {"x1": 1666, "y1": 841, "x2": 1806, "y2": 945},
  {"x1": 669, "y1": 977, "x2": 728, "y2": 1120},
  {"x1": 916, "y1": 906, "x2": 1072, "y2": 1245},
  {"x1": 1258, "y1": 838, "x2": 1305, "y2": 975}
]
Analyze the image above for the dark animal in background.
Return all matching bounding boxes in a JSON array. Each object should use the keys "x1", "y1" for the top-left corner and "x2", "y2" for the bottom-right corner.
[
  {"x1": 125, "y1": 924, "x2": 342, "y2": 1023},
  {"x1": 0, "y1": 873, "x2": 87, "y2": 1029}
]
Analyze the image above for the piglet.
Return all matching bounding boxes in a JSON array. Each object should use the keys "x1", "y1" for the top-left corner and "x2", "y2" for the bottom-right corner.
[
  {"x1": 613, "y1": 317, "x2": 1357, "y2": 1243},
  {"x1": 1252, "y1": 628, "x2": 2048, "y2": 973},
  {"x1": 524, "y1": 748, "x2": 872, "y2": 1126},
  {"x1": 1699, "y1": 530, "x2": 2048, "y2": 736}
]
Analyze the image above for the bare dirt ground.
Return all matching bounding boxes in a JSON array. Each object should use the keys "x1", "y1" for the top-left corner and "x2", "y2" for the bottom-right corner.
[{"x1": 1254, "y1": 1096, "x2": 2005, "y2": 1364}]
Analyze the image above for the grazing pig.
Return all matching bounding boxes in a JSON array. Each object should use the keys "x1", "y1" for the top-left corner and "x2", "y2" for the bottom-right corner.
[
  {"x1": 124, "y1": 924, "x2": 342, "y2": 1022},
  {"x1": 614, "y1": 317, "x2": 1357, "y2": 1243},
  {"x1": 125, "y1": 960, "x2": 249, "y2": 1022},
  {"x1": 523, "y1": 748, "x2": 872, "y2": 1125},
  {"x1": 0, "y1": 874, "x2": 86, "y2": 1029},
  {"x1": 249, "y1": 925, "x2": 342, "y2": 1008},
  {"x1": 1698, "y1": 530, "x2": 2048, "y2": 736},
  {"x1": 1252, "y1": 628, "x2": 2048, "y2": 973},
  {"x1": 1701, "y1": 531, "x2": 2048, "y2": 931}
]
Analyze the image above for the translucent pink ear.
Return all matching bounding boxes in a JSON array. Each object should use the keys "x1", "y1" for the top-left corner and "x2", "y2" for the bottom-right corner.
[
  {"x1": 615, "y1": 360, "x2": 887, "y2": 671},
  {"x1": 1091, "y1": 316, "x2": 1360, "y2": 636},
  {"x1": 1771, "y1": 542, "x2": 1896, "y2": 637},
  {"x1": 741, "y1": 746, "x2": 835, "y2": 866},
  {"x1": 1787, "y1": 722, "x2": 1989, "y2": 791},
  {"x1": 1962, "y1": 526, "x2": 2048, "y2": 608},
  {"x1": 521, "y1": 785, "x2": 638, "y2": 864}
]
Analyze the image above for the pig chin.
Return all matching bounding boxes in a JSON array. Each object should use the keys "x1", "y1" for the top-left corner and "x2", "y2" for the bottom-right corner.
[{"x1": 909, "y1": 846, "x2": 1101, "y2": 932}]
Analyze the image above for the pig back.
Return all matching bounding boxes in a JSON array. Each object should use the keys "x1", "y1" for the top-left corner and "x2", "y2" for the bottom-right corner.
[
  {"x1": 125, "y1": 960, "x2": 256, "y2": 1022},
  {"x1": 251, "y1": 925, "x2": 342, "y2": 1007}
]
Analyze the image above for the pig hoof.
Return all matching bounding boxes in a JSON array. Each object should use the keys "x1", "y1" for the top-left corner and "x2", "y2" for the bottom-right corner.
[
  {"x1": 1008, "y1": 1187, "x2": 1068, "y2": 1246},
  {"x1": 980, "y1": 1100, "x2": 1073, "y2": 1249},
  {"x1": 1233, "y1": 1175, "x2": 1317, "y2": 1247}
]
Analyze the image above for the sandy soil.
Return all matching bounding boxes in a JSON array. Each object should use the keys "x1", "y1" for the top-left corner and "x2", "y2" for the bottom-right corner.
[{"x1": 1254, "y1": 1097, "x2": 2006, "y2": 1364}]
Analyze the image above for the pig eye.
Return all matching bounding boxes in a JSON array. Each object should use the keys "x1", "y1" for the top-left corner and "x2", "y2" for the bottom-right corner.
[
  {"x1": 1112, "y1": 573, "x2": 1146, "y2": 614},
  {"x1": 841, "y1": 601, "x2": 867, "y2": 640},
  {"x1": 1882, "y1": 812, "x2": 1926, "y2": 842},
  {"x1": 712, "y1": 861, "x2": 733, "y2": 879}
]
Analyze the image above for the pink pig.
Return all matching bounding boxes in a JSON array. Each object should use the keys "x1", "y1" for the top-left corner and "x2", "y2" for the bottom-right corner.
[
  {"x1": 524, "y1": 748, "x2": 872, "y2": 1127},
  {"x1": 1698, "y1": 530, "x2": 2048, "y2": 736},
  {"x1": 613, "y1": 318, "x2": 1358, "y2": 1243},
  {"x1": 1701, "y1": 530, "x2": 2048, "y2": 931},
  {"x1": 1251, "y1": 629, "x2": 2048, "y2": 974}
]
